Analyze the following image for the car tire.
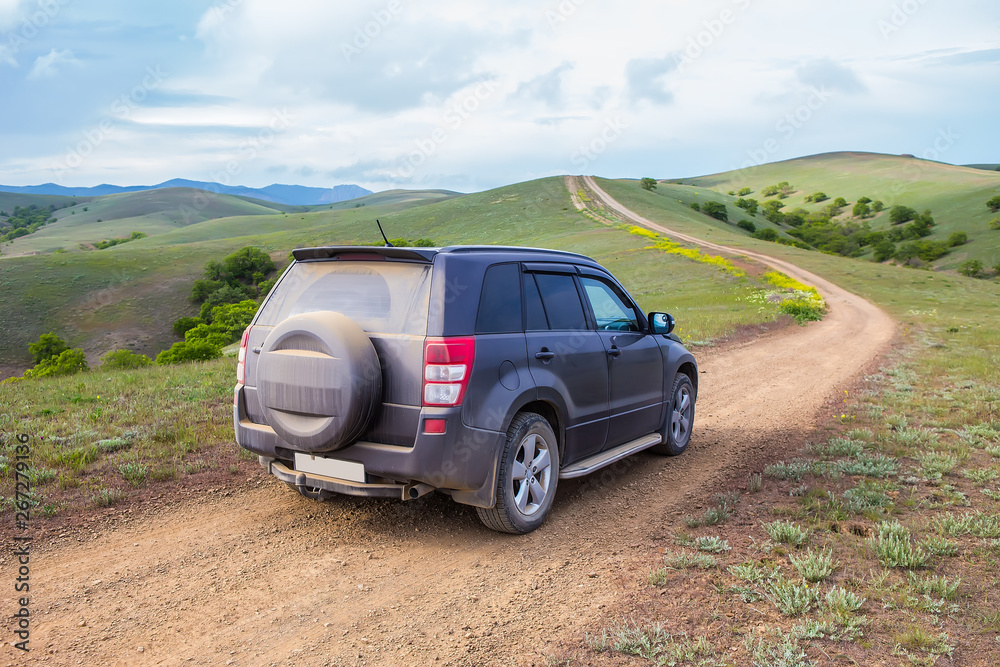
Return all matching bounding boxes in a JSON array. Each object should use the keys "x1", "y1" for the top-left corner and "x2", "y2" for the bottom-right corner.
[
  {"x1": 256, "y1": 311, "x2": 382, "y2": 452},
  {"x1": 476, "y1": 412, "x2": 559, "y2": 534},
  {"x1": 651, "y1": 373, "x2": 695, "y2": 456}
]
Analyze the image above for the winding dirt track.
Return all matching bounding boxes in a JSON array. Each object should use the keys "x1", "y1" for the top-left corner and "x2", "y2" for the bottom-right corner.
[{"x1": 10, "y1": 179, "x2": 894, "y2": 666}]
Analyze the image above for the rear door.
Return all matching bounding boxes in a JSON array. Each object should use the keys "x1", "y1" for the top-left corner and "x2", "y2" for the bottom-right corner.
[
  {"x1": 578, "y1": 274, "x2": 664, "y2": 448},
  {"x1": 523, "y1": 265, "x2": 609, "y2": 463}
]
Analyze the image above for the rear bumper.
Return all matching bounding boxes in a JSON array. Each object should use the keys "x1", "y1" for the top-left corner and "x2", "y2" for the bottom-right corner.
[
  {"x1": 265, "y1": 459, "x2": 434, "y2": 500},
  {"x1": 234, "y1": 384, "x2": 505, "y2": 508}
]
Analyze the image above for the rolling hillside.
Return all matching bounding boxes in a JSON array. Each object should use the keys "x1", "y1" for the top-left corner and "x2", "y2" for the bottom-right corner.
[
  {"x1": 1, "y1": 188, "x2": 296, "y2": 256},
  {"x1": 0, "y1": 178, "x2": 784, "y2": 373},
  {"x1": 672, "y1": 152, "x2": 1000, "y2": 268}
]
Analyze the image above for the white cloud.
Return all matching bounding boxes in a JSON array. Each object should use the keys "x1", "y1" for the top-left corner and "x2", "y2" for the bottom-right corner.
[
  {"x1": 27, "y1": 48, "x2": 80, "y2": 79},
  {"x1": 0, "y1": 0, "x2": 25, "y2": 29}
]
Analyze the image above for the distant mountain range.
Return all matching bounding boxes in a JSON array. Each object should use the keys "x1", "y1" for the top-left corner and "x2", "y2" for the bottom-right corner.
[{"x1": 0, "y1": 179, "x2": 372, "y2": 206}]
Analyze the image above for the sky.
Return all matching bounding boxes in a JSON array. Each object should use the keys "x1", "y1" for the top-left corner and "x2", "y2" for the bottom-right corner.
[{"x1": 0, "y1": 0, "x2": 997, "y2": 193}]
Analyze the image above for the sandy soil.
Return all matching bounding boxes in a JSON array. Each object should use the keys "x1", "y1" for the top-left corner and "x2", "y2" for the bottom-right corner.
[{"x1": 4, "y1": 179, "x2": 894, "y2": 666}]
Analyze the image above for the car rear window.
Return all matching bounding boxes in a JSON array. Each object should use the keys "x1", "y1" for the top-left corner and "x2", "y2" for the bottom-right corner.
[{"x1": 255, "y1": 261, "x2": 432, "y2": 335}]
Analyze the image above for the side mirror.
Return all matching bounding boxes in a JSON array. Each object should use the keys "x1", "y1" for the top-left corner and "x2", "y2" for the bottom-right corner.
[{"x1": 648, "y1": 312, "x2": 675, "y2": 334}]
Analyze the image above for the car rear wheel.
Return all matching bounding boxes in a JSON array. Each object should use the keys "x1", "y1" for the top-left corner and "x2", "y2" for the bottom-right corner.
[
  {"x1": 476, "y1": 412, "x2": 559, "y2": 534},
  {"x1": 651, "y1": 373, "x2": 695, "y2": 456}
]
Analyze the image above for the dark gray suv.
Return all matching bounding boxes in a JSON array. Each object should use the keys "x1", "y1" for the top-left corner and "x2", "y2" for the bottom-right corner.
[{"x1": 234, "y1": 245, "x2": 697, "y2": 533}]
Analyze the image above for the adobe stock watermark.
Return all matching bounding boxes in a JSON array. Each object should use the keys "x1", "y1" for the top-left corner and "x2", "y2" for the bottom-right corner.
[
  {"x1": 877, "y1": 0, "x2": 931, "y2": 39},
  {"x1": 341, "y1": 0, "x2": 403, "y2": 62},
  {"x1": 545, "y1": 0, "x2": 588, "y2": 29},
  {"x1": 570, "y1": 116, "x2": 628, "y2": 172},
  {"x1": 888, "y1": 126, "x2": 959, "y2": 197},
  {"x1": 51, "y1": 65, "x2": 169, "y2": 179},
  {"x1": 2, "y1": 0, "x2": 75, "y2": 62},
  {"x1": 392, "y1": 79, "x2": 498, "y2": 180},
  {"x1": 177, "y1": 108, "x2": 294, "y2": 224},
  {"x1": 738, "y1": 86, "x2": 832, "y2": 173},
  {"x1": 674, "y1": 0, "x2": 753, "y2": 72}
]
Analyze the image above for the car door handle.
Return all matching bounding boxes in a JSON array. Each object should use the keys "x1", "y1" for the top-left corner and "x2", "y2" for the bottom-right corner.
[
  {"x1": 535, "y1": 349, "x2": 555, "y2": 361},
  {"x1": 607, "y1": 345, "x2": 621, "y2": 358}
]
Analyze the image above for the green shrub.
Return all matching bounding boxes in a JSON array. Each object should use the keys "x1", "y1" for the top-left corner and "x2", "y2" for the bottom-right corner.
[
  {"x1": 25, "y1": 348, "x2": 88, "y2": 378},
  {"x1": 172, "y1": 316, "x2": 203, "y2": 338},
  {"x1": 805, "y1": 191, "x2": 828, "y2": 203},
  {"x1": 780, "y1": 298, "x2": 825, "y2": 324},
  {"x1": 28, "y1": 332, "x2": 69, "y2": 364},
  {"x1": 789, "y1": 548, "x2": 838, "y2": 582},
  {"x1": 990, "y1": 218, "x2": 1000, "y2": 231},
  {"x1": 700, "y1": 201, "x2": 728, "y2": 222},
  {"x1": 119, "y1": 461, "x2": 148, "y2": 487},
  {"x1": 155, "y1": 340, "x2": 223, "y2": 365},
  {"x1": 764, "y1": 520, "x2": 810, "y2": 546},
  {"x1": 737, "y1": 187, "x2": 752, "y2": 196},
  {"x1": 752, "y1": 228, "x2": 778, "y2": 242},
  {"x1": 737, "y1": 219, "x2": 756, "y2": 234},
  {"x1": 100, "y1": 349, "x2": 152, "y2": 370},
  {"x1": 735, "y1": 198, "x2": 758, "y2": 215},
  {"x1": 869, "y1": 521, "x2": 931, "y2": 568},
  {"x1": 948, "y1": 231, "x2": 968, "y2": 247},
  {"x1": 689, "y1": 202, "x2": 700, "y2": 212},
  {"x1": 959, "y1": 259, "x2": 984, "y2": 278}
]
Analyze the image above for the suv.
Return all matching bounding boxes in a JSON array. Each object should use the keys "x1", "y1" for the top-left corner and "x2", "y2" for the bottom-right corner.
[{"x1": 234, "y1": 245, "x2": 698, "y2": 533}]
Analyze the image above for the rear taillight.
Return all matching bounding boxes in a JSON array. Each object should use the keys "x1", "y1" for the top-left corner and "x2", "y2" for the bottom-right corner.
[
  {"x1": 236, "y1": 327, "x2": 251, "y2": 385},
  {"x1": 422, "y1": 337, "x2": 475, "y2": 406}
]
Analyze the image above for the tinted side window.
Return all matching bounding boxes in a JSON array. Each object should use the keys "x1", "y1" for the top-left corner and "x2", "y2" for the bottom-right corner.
[
  {"x1": 524, "y1": 273, "x2": 548, "y2": 330},
  {"x1": 533, "y1": 273, "x2": 587, "y2": 330},
  {"x1": 476, "y1": 263, "x2": 523, "y2": 334}
]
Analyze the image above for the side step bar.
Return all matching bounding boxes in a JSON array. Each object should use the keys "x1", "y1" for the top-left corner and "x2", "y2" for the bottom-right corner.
[{"x1": 559, "y1": 433, "x2": 662, "y2": 479}]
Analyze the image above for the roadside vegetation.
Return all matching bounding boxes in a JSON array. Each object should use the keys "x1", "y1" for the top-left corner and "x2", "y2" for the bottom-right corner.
[{"x1": 569, "y1": 177, "x2": 1000, "y2": 666}]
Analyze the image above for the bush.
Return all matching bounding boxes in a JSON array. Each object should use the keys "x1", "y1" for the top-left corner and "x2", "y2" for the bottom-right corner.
[
  {"x1": 155, "y1": 340, "x2": 223, "y2": 365},
  {"x1": 889, "y1": 205, "x2": 918, "y2": 225},
  {"x1": 28, "y1": 332, "x2": 69, "y2": 365},
  {"x1": 735, "y1": 198, "x2": 758, "y2": 215},
  {"x1": 959, "y1": 259, "x2": 984, "y2": 278},
  {"x1": 780, "y1": 298, "x2": 825, "y2": 324},
  {"x1": 25, "y1": 348, "x2": 88, "y2": 378},
  {"x1": 895, "y1": 240, "x2": 950, "y2": 263},
  {"x1": 989, "y1": 218, "x2": 1000, "y2": 231},
  {"x1": 737, "y1": 219, "x2": 756, "y2": 234},
  {"x1": 805, "y1": 192, "x2": 828, "y2": 203},
  {"x1": 873, "y1": 239, "x2": 896, "y2": 262},
  {"x1": 639, "y1": 177, "x2": 657, "y2": 191},
  {"x1": 172, "y1": 316, "x2": 203, "y2": 338},
  {"x1": 752, "y1": 228, "x2": 778, "y2": 241},
  {"x1": 872, "y1": 200, "x2": 884, "y2": 212},
  {"x1": 100, "y1": 349, "x2": 152, "y2": 370},
  {"x1": 947, "y1": 231, "x2": 967, "y2": 247},
  {"x1": 737, "y1": 187, "x2": 752, "y2": 196},
  {"x1": 700, "y1": 201, "x2": 728, "y2": 222},
  {"x1": 987, "y1": 195, "x2": 1000, "y2": 213},
  {"x1": 689, "y1": 202, "x2": 700, "y2": 212}
]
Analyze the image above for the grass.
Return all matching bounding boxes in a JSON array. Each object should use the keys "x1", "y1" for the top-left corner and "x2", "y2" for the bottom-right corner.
[
  {"x1": 869, "y1": 521, "x2": 932, "y2": 568},
  {"x1": 789, "y1": 548, "x2": 838, "y2": 582},
  {"x1": 588, "y1": 621, "x2": 715, "y2": 664},
  {"x1": 764, "y1": 520, "x2": 810, "y2": 546}
]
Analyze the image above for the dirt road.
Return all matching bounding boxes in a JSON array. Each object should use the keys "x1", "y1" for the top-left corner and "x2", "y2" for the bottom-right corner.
[{"x1": 7, "y1": 179, "x2": 894, "y2": 666}]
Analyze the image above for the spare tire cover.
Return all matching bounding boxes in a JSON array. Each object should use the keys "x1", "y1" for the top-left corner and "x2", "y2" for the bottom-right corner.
[{"x1": 256, "y1": 311, "x2": 382, "y2": 452}]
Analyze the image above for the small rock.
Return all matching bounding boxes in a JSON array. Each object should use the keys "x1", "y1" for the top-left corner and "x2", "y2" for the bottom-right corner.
[{"x1": 137, "y1": 646, "x2": 144, "y2": 653}]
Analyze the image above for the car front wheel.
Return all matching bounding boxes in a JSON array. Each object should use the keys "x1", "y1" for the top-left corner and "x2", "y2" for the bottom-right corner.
[
  {"x1": 652, "y1": 373, "x2": 695, "y2": 456},
  {"x1": 476, "y1": 412, "x2": 559, "y2": 534}
]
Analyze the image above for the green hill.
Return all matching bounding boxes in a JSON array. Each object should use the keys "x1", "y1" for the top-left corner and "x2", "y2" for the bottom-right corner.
[
  {"x1": 0, "y1": 188, "x2": 294, "y2": 256},
  {"x1": 0, "y1": 178, "x2": 779, "y2": 371},
  {"x1": 673, "y1": 152, "x2": 1000, "y2": 268}
]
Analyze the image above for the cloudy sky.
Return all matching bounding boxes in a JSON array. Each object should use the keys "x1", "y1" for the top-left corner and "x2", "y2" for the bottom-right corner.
[{"x1": 0, "y1": 0, "x2": 997, "y2": 193}]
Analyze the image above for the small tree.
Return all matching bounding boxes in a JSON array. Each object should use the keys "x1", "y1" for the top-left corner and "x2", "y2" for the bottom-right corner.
[
  {"x1": 737, "y1": 219, "x2": 756, "y2": 234},
  {"x1": 990, "y1": 218, "x2": 1000, "y2": 231},
  {"x1": 947, "y1": 231, "x2": 968, "y2": 247},
  {"x1": 28, "y1": 333, "x2": 69, "y2": 365},
  {"x1": 639, "y1": 177, "x2": 657, "y2": 191},
  {"x1": 737, "y1": 187, "x2": 752, "y2": 196},
  {"x1": 873, "y1": 239, "x2": 896, "y2": 262},
  {"x1": 700, "y1": 201, "x2": 728, "y2": 222},
  {"x1": 959, "y1": 259, "x2": 984, "y2": 278},
  {"x1": 25, "y1": 349, "x2": 88, "y2": 378},
  {"x1": 805, "y1": 191, "x2": 828, "y2": 203},
  {"x1": 986, "y1": 195, "x2": 1000, "y2": 213},
  {"x1": 752, "y1": 228, "x2": 778, "y2": 241},
  {"x1": 872, "y1": 200, "x2": 885, "y2": 212},
  {"x1": 735, "y1": 198, "x2": 758, "y2": 215}
]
